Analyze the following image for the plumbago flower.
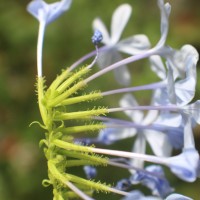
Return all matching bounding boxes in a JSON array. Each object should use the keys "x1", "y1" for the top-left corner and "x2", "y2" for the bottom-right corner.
[
  {"x1": 27, "y1": 0, "x2": 200, "y2": 199},
  {"x1": 93, "y1": 4, "x2": 151, "y2": 86}
]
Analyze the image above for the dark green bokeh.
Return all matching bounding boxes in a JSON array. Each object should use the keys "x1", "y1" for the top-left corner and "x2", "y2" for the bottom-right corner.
[{"x1": 0, "y1": 0, "x2": 200, "y2": 199}]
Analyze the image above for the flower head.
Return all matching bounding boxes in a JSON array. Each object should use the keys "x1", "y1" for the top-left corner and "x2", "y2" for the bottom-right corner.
[{"x1": 27, "y1": 0, "x2": 200, "y2": 199}]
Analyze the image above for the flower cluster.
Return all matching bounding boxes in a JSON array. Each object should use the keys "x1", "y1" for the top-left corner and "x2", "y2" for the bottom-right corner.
[{"x1": 27, "y1": 0, "x2": 199, "y2": 199}]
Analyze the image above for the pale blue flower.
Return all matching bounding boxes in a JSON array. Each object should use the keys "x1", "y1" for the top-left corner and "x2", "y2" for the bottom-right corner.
[
  {"x1": 166, "y1": 46, "x2": 198, "y2": 106},
  {"x1": 91, "y1": 0, "x2": 171, "y2": 86},
  {"x1": 27, "y1": 0, "x2": 72, "y2": 24},
  {"x1": 94, "y1": 4, "x2": 131, "y2": 46},
  {"x1": 93, "y1": 4, "x2": 150, "y2": 86},
  {"x1": 151, "y1": 45, "x2": 199, "y2": 107}
]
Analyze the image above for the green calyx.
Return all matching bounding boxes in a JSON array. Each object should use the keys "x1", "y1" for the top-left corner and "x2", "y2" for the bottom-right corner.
[{"x1": 36, "y1": 66, "x2": 110, "y2": 199}]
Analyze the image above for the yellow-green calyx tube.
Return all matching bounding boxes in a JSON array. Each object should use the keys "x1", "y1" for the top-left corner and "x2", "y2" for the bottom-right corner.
[{"x1": 36, "y1": 66, "x2": 110, "y2": 199}]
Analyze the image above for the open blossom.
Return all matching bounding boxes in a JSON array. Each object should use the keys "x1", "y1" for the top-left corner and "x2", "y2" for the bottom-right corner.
[
  {"x1": 93, "y1": 4, "x2": 150, "y2": 86},
  {"x1": 150, "y1": 45, "x2": 199, "y2": 107}
]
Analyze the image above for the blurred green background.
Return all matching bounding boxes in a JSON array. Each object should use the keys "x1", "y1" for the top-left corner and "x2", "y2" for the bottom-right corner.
[{"x1": 0, "y1": 0, "x2": 200, "y2": 199}]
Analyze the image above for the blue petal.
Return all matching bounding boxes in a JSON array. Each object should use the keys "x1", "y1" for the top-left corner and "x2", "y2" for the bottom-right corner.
[
  {"x1": 165, "y1": 193, "x2": 192, "y2": 200},
  {"x1": 157, "y1": 0, "x2": 171, "y2": 47},
  {"x1": 130, "y1": 165, "x2": 173, "y2": 198},
  {"x1": 122, "y1": 190, "x2": 160, "y2": 200},
  {"x1": 122, "y1": 190, "x2": 145, "y2": 200},
  {"x1": 97, "y1": 127, "x2": 136, "y2": 145},
  {"x1": 167, "y1": 148, "x2": 199, "y2": 182},
  {"x1": 111, "y1": 4, "x2": 132, "y2": 44},
  {"x1": 118, "y1": 34, "x2": 151, "y2": 55},
  {"x1": 27, "y1": 0, "x2": 72, "y2": 24},
  {"x1": 27, "y1": 0, "x2": 47, "y2": 22},
  {"x1": 166, "y1": 45, "x2": 198, "y2": 106},
  {"x1": 167, "y1": 127, "x2": 183, "y2": 149}
]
